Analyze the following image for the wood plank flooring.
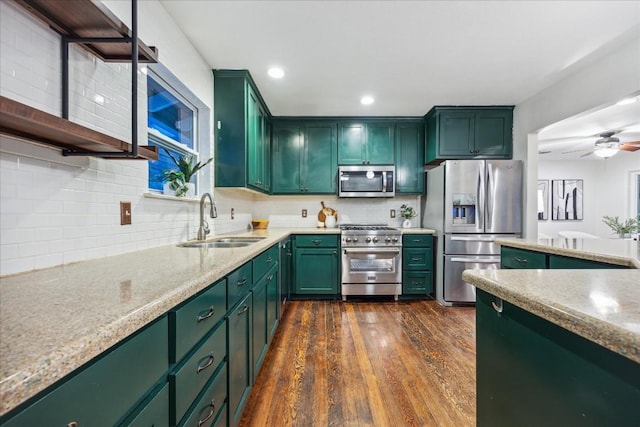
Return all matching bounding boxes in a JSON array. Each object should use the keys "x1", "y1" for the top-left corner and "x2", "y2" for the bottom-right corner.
[{"x1": 239, "y1": 299, "x2": 476, "y2": 427}]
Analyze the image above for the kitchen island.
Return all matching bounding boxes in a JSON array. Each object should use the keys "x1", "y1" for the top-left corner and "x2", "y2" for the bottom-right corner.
[{"x1": 463, "y1": 237, "x2": 639, "y2": 426}]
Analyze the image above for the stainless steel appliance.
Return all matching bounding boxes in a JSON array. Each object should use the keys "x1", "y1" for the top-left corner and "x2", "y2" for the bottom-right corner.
[
  {"x1": 340, "y1": 224, "x2": 402, "y2": 300},
  {"x1": 338, "y1": 165, "x2": 395, "y2": 198},
  {"x1": 422, "y1": 160, "x2": 523, "y2": 305}
]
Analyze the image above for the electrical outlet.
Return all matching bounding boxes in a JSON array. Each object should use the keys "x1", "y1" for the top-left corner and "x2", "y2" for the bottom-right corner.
[
  {"x1": 120, "y1": 201, "x2": 132, "y2": 225},
  {"x1": 302, "y1": 209, "x2": 307, "y2": 218},
  {"x1": 390, "y1": 209, "x2": 396, "y2": 218},
  {"x1": 231, "y1": 207, "x2": 235, "y2": 220}
]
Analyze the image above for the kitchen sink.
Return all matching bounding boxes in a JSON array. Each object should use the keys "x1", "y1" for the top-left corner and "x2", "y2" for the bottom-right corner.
[{"x1": 178, "y1": 236, "x2": 266, "y2": 248}]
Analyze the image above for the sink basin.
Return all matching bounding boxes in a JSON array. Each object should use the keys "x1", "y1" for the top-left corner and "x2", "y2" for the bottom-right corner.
[{"x1": 178, "y1": 236, "x2": 266, "y2": 248}]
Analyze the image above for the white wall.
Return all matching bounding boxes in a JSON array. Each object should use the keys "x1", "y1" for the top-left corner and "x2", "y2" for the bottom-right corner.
[{"x1": 513, "y1": 27, "x2": 640, "y2": 238}]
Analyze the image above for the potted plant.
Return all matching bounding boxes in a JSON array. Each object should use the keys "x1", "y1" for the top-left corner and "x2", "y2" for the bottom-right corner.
[
  {"x1": 400, "y1": 204, "x2": 417, "y2": 228},
  {"x1": 602, "y1": 215, "x2": 638, "y2": 238},
  {"x1": 161, "y1": 150, "x2": 213, "y2": 197}
]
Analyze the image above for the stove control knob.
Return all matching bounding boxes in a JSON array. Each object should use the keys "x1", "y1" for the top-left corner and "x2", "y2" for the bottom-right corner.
[
  {"x1": 392, "y1": 237, "x2": 399, "y2": 243},
  {"x1": 346, "y1": 237, "x2": 352, "y2": 243},
  {"x1": 353, "y1": 237, "x2": 358, "y2": 243},
  {"x1": 365, "y1": 237, "x2": 372, "y2": 243},
  {"x1": 372, "y1": 237, "x2": 379, "y2": 243},
  {"x1": 385, "y1": 237, "x2": 391, "y2": 243}
]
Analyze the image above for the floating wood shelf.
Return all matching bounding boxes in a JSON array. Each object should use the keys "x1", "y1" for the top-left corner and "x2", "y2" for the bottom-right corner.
[
  {"x1": 0, "y1": 96, "x2": 158, "y2": 160},
  {"x1": 13, "y1": 0, "x2": 158, "y2": 63}
]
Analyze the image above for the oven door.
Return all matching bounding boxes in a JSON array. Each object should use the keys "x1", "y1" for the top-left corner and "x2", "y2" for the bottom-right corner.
[{"x1": 341, "y1": 247, "x2": 402, "y2": 284}]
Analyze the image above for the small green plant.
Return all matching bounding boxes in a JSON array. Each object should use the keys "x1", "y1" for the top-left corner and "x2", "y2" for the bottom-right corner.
[
  {"x1": 161, "y1": 149, "x2": 213, "y2": 197},
  {"x1": 400, "y1": 204, "x2": 417, "y2": 219},
  {"x1": 602, "y1": 215, "x2": 638, "y2": 236}
]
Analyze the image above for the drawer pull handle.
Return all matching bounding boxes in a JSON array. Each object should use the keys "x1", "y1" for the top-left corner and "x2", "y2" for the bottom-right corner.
[
  {"x1": 238, "y1": 304, "x2": 249, "y2": 315},
  {"x1": 237, "y1": 278, "x2": 247, "y2": 286},
  {"x1": 197, "y1": 353, "x2": 215, "y2": 373},
  {"x1": 68, "y1": 423, "x2": 79, "y2": 427},
  {"x1": 412, "y1": 239, "x2": 421, "y2": 242},
  {"x1": 267, "y1": 274, "x2": 274, "y2": 281},
  {"x1": 197, "y1": 306, "x2": 215, "y2": 322},
  {"x1": 411, "y1": 257, "x2": 421, "y2": 262},
  {"x1": 266, "y1": 257, "x2": 273, "y2": 262},
  {"x1": 492, "y1": 298, "x2": 504, "y2": 313},
  {"x1": 312, "y1": 239, "x2": 322, "y2": 245},
  {"x1": 513, "y1": 257, "x2": 528, "y2": 264},
  {"x1": 198, "y1": 399, "x2": 216, "y2": 426}
]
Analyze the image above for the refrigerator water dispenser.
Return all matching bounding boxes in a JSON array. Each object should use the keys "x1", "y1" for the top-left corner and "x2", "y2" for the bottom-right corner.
[{"x1": 452, "y1": 194, "x2": 476, "y2": 225}]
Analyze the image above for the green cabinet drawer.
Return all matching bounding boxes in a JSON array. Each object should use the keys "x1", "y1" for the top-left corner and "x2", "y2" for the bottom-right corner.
[
  {"x1": 178, "y1": 362, "x2": 227, "y2": 427},
  {"x1": 403, "y1": 271, "x2": 433, "y2": 295},
  {"x1": 402, "y1": 234, "x2": 433, "y2": 248},
  {"x1": 403, "y1": 247, "x2": 432, "y2": 270},
  {"x1": 501, "y1": 247, "x2": 547, "y2": 269},
  {"x1": 548, "y1": 255, "x2": 628, "y2": 269},
  {"x1": 253, "y1": 244, "x2": 279, "y2": 282},
  {"x1": 171, "y1": 279, "x2": 226, "y2": 362},
  {"x1": 121, "y1": 382, "x2": 169, "y2": 427},
  {"x1": 294, "y1": 234, "x2": 338, "y2": 248},
  {"x1": 227, "y1": 262, "x2": 253, "y2": 308},
  {"x1": 171, "y1": 322, "x2": 227, "y2": 425},
  {"x1": 2, "y1": 317, "x2": 168, "y2": 427}
]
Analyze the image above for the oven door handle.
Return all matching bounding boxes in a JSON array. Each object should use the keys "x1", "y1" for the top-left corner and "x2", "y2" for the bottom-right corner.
[
  {"x1": 343, "y1": 248, "x2": 401, "y2": 255},
  {"x1": 451, "y1": 257, "x2": 499, "y2": 263}
]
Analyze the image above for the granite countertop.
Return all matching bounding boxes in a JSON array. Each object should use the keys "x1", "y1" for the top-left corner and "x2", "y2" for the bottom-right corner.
[
  {"x1": 462, "y1": 269, "x2": 640, "y2": 364},
  {"x1": 0, "y1": 227, "x2": 339, "y2": 416},
  {"x1": 496, "y1": 237, "x2": 640, "y2": 268},
  {"x1": 400, "y1": 228, "x2": 436, "y2": 235}
]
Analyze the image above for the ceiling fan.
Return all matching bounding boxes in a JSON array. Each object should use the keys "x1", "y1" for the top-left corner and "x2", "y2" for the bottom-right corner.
[{"x1": 558, "y1": 130, "x2": 640, "y2": 158}]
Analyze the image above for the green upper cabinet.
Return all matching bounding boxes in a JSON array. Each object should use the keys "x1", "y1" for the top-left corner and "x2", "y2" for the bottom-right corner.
[
  {"x1": 395, "y1": 120, "x2": 425, "y2": 194},
  {"x1": 338, "y1": 121, "x2": 395, "y2": 165},
  {"x1": 425, "y1": 106, "x2": 513, "y2": 165},
  {"x1": 213, "y1": 70, "x2": 271, "y2": 193},
  {"x1": 272, "y1": 120, "x2": 337, "y2": 194}
]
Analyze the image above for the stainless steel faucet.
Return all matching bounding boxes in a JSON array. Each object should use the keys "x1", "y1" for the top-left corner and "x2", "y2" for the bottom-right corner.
[{"x1": 197, "y1": 193, "x2": 217, "y2": 240}]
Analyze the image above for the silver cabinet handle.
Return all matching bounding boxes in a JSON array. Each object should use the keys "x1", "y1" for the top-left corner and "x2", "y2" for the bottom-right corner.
[
  {"x1": 237, "y1": 277, "x2": 247, "y2": 286},
  {"x1": 196, "y1": 353, "x2": 215, "y2": 373},
  {"x1": 238, "y1": 304, "x2": 249, "y2": 315},
  {"x1": 513, "y1": 257, "x2": 528, "y2": 264},
  {"x1": 266, "y1": 257, "x2": 273, "y2": 262},
  {"x1": 492, "y1": 298, "x2": 503, "y2": 313},
  {"x1": 196, "y1": 306, "x2": 215, "y2": 322},
  {"x1": 198, "y1": 400, "x2": 216, "y2": 426},
  {"x1": 312, "y1": 239, "x2": 322, "y2": 245}
]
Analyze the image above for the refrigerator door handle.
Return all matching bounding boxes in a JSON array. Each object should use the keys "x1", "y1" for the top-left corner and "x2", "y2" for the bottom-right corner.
[
  {"x1": 450, "y1": 236, "x2": 496, "y2": 242},
  {"x1": 487, "y1": 162, "x2": 493, "y2": 227},
  {"x1": 451, "y1": 257, "x2": 500, "y2": 263},
  {"x1": 477, "y1": 162, "x2": 485, "y2": 231}
]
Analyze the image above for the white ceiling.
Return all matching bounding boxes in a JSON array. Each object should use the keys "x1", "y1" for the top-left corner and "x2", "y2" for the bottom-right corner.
[{"x1": 159, "y1": 0, "x2": 640, "y2": 158}]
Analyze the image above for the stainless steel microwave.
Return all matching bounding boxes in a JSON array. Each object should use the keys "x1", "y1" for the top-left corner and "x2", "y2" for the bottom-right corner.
[{"x1": 338, "y1": 165, "x2": 395, "y2": 197}]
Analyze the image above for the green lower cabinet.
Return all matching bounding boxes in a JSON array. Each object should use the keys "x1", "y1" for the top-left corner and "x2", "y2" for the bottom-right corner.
[
  {"x1": 548, "y1": 254, "x2": 628, "y2": 269},
  {"x1": 266, "y1": 267, "x2": 280, "y2": 339},
  {"x1": 402, "y1": 270, "x2": 433, "y2": 295},
  {"x1": 227, "y1": 293, "x2": 252, "y2": 427},
  {"x1": 401, "y1": 234, "x2": 434, "y2": 297},
  {"x1": 178, "y1": 362, "x2": 227, "y2": 427},
  {"x1": 293, "y1": 235, "x2": 339, "y2": 296},
  {"x1": 121, "y1": 383, "x2": 170, "y2": 427},
  {"x1": 0, "y1": 317, "x2": 169, "y2": 427},
  {"x1": 476, "y1": 289, "x2": 640, "y2": 426},
  {"x1": 252, "y1": 274, "x2": 268, "y2": 380},
  {"x1": 500, "y1": 247, "x2": 547, "y2": 269}
]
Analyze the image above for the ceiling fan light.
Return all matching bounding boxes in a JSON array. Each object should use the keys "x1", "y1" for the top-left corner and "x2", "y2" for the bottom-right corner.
[{"x1": 593, "y1": 147, "x2": 619, "y2": 158}]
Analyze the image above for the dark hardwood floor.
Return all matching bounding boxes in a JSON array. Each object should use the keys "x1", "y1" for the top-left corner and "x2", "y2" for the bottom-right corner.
[{"x1": 240, "y1": 299, "x2": 476, "y2": 427}]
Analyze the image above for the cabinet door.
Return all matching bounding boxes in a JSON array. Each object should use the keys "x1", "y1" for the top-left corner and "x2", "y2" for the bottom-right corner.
[
  {"x1": 259, "y1": 109, "x2": 271, "y2": 192},
  {"x1": 366, "y1": 121, "x2": 395, "y2": 164},
  {"x1": 395, "y1": 122, "x2": 424, "y2": 193},
  {"x1": 338, "y1": 122, "x2": 366, "y2": 164},
  {"x1": 267, "y1": 267, "x2": 280, "y2": 340},
  {"x1": 227, "y1": 294, "x2": 252, "y2": 427},
  {"x1": 252, "y1": 275, "x2": 268, "y2": 379},
  {"x1": 303, "y1": 122, "x2": 337, "y2": 193},
  {"x1": 474, "y1": 109, "x2": 512, "y2": 157},
  {"x1": 246, "y1": 85, "x2": 262, "y2": 190},
  {"x1": 294, "y1": 248, "x2": 338, "y2": 294},
  {"x1": 437, "y1": 110, "x2": 474, "y2": 156},
  {"x1": 272, "y1": 124, "x2": 303, "y2": 193},
  {"x1": 548, "y1": 255, "x2": 628, "y2": 269}
]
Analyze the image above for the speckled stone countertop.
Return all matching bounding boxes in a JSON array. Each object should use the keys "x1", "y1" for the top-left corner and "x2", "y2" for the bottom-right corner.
[
  {"x1": 0, "y1": 227, "x2": 339, "y2": 416},
  {"x1": 400, "y1": 228, "x2": 436, "y2": 235},
  {"x1": 462, "y1": 269, "x2": 640, "y2": 364},
  {"x1": 496, "y1": 237, "x2": 640, "y2": 268}
]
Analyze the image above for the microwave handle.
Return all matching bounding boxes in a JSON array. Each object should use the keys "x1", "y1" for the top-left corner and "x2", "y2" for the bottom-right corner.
[{"x1": 382, "y1": 172, "x2": 388, "y2": 193}]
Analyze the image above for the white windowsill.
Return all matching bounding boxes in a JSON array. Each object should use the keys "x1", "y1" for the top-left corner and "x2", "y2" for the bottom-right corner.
[{"x1": 144, "y1": 191, "x2": 200, "y2": 203}]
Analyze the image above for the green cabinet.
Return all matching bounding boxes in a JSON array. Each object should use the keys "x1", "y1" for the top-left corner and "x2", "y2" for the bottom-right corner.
[
  {"x1": 476, "y1": 289, "x2": 640, "y2": 426},
  {"x1": 293, "y1": 235, "x2": 340, "y2": 295},
  {"x1": 251, "y1": 269, "x2": 268, "y2": 379},
  {"x1": 1, "y1": 317, "x2": 169, "y2": 427},
  {"x1": 548, "y1": 254, "x2": 628, "y2": 269},
  {"x1": 272, "y1": 120, "x2": 337, "y2": 194},
  {"x1": 338, "y1": 121, "x2": 395, "y2": 165},
  {"x1": 279, "y1": 238, "x2": 293, "y2": 311},
  {"x1": 501, "y1": 246, "x2": 630, "y2": 270},
  {"x1": 214, "y1": 70, "x2": 271, "y2": 193},
  {"x1": 227, "y1": 293, "x2": 252, "y2": 427},
  {"x1": 402, "y1": 234, "x2": 434, "y2": 296},
  {"x1": 425, "y1": 107, "x2": 513, "y2": 164},
  {"x1": 395, "y1": 120, "x2": 425, "y2": 194}
]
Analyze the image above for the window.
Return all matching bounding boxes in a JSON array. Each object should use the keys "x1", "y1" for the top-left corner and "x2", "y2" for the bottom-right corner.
[{"x1": 146, "y1": 66, "x2": 209, "y2": 194}]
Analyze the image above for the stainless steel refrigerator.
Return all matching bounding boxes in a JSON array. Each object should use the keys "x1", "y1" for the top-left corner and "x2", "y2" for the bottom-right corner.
[{"x1": 421, "y1": 160, "x2": 523, "y2": 306}]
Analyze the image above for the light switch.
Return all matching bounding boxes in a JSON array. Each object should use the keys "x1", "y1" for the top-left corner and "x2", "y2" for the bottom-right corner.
[{"x1": 120, "y1": 201, "x2": 132, "y2": 225}]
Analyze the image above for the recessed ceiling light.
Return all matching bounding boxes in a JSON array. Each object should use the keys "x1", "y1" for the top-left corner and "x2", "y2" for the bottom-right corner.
[
  {"x1": 268, "y1": 67, "x2": 285, "y2": 79},
  {"x1": 616, "y1": 97, "x2": 637, "y2": 106},
  {"x1": 360, "y1": 96, "x2": 374, "y2": 105}
]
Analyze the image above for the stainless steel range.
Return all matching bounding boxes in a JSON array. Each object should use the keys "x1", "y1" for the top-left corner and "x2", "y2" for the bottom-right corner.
[{"x1": 340, "y1": 224, "x2": 402, "y2": 301}]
